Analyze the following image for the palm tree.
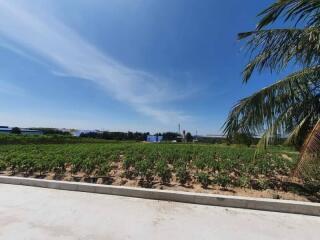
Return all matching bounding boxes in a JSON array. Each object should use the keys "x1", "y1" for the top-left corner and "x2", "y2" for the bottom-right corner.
[{"x1": 224, "y1": 0, "x2": 320, "y2": 176}]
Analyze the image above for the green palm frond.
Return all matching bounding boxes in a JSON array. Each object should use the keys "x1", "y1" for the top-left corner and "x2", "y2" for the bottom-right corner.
[
  {"x1": 256, "y1": 105, "x2": 311, "y2": 150},
  {"x1": 257, "y1": 0, "x2": 320, "y2": 29},
  {"x1": 239, "y1": 28, "x2": 320, "y2": 82},
  {"x1": 223, "y1": 67, "x2": 320, "y2": 147}
]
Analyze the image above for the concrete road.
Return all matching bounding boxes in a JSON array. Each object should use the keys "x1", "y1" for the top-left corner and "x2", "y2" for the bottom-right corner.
[{"x1": 0, "y1": 184, "x2": 319, "y2": 240}]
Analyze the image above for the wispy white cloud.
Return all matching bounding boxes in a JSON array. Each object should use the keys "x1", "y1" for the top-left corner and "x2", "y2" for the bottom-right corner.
[
  {"x1": 0, "y1": 0, "x2": 192, "y2": 124},
  {"x1": 0, "y1": 80, "x2": 25, "y2": 97}
]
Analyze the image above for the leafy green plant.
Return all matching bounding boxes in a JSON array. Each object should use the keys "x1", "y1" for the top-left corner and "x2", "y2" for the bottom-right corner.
[
  {"x1": 257, "y1": 179, "x2": 270, "y2": 190},
  {"x1": 196, "y1": 172, "x2": 210, "y2": 188},
  {"x1": 136, "y1": 159, "x2": 153, "y2": 180},
  {"x1": 155, "y1": 160, "x2": 171, "y2": 184},
  {"x1": 97, "y1": 162, "x2": 111, "y2": 176},
  {"x1": 237, "y1": 176, "x2": 250, "y2": 188},
  {"x1": 214, "y1": 174, "x2": 231, "y2": 188},
  {"x1": 176, "y1": 166, "x2": 189, "y2": 184},
  {"x1": 0, "y1": 160, "x2": 6, "y2": 171},
  {"x1": 0, "y1": 142, "x2": 300, "y2": 192},
  {"x1": 301, "y1": 164, "x2": 320, "y2": 194}
]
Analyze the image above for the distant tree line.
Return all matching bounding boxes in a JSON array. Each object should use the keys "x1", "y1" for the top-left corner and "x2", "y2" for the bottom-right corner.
[
  {"x1": 80, "y1": 131, "x2": 150, "y2": 141},
  {"x1": 31, "y1": 128, "x2": 71, "y2": 136},
  {"x1": 3, "y1": 127, "x2": 283, "y2": 146},
  {"x1": 0, "y1": 134, "x2": 107, "y2": 145},
  {"x1": 226, "y1": 133, "x2": 286, "y2": 147},
  {"x1": 80, "y1": 131, "x2": 195, "y2": 142}
]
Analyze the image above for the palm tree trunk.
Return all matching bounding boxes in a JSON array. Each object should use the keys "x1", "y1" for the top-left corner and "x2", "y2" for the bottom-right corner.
[{"x1": 294, "y1": 119, "x2": 320, "y2": 176}]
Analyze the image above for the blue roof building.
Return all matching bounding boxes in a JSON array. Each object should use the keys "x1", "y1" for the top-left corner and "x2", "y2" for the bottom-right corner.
[{"x1": 146, "y1": 135, "x2": 163, "y2": 143}]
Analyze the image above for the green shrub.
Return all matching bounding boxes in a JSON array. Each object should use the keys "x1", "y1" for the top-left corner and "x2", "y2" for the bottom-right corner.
[
  {"x1": 257, "y1": 178, "x2": 270, "y2": 190},
  {"x1": 196, "y1": 172, "x2": 210, "y2": 188},
  {"x1": 301, "y1": 164, "x2": 320, "y2": 194},
  {"x1": 0, "y1": 160, "x2": 6, "y2": 171},
  {"x1": 155, "y1": 160, "x2": 171, "y2": 184},
  {"x1": 236, "y1": 176, "x2": 250, "y2": 188},
  {"x1": 123, "y1": 156, "x2": 134, "y2": 170},
  {"x1": 136, "y1": 159, "x2": 153, "y2": 179},
  {"x1": 97, "y1": 162, "x2": 111, "y2": 176},
  {"x1": 176, "y1": 166, "x2": 189, "y2": 184},
  {"x1": 214, "y1": 174, "x2": 232, "y2": 188}
]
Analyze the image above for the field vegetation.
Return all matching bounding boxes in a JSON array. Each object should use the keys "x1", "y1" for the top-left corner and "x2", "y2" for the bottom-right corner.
[
  {"x1": 0, "y1": 134, "x2": 108, "y2": 145},
  {"x1": 1, "y1": 140, "x2": 318, "y2": 201}
]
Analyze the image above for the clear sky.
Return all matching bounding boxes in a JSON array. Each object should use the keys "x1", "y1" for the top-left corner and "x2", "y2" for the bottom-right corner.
[{"x1": 0, "y1": 0, "x2": 281, "y2": 134}]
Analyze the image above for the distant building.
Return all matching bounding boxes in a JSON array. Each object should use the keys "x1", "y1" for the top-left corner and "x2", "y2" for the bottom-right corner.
[
  {"x1": 0, "y1": 126, "x2": 43, "y2": 135},
  {"x1": 0, "y1": 126, "x2": 11, "y2": 134},
  {"x1": 205, "y1": 134, "x2": 227, "y2": 139},
  {"x1": 146, "y1": 135, "x2": 163, "y2": 143}
]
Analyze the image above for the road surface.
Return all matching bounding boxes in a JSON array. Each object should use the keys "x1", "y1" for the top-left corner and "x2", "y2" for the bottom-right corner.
[{"x1": 0, "y1": 184, "x2": 319, "y2": 240}]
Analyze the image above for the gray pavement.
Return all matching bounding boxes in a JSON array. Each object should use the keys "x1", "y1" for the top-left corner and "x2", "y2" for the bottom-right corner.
[{"x1": 0, "y1": 183, "x2": 319, "y2": 240}]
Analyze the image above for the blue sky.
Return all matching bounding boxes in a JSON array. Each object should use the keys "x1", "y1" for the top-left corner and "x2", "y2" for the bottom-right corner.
[{"x1": 0, "y1": 0, "x2": 281, "y2": 134}]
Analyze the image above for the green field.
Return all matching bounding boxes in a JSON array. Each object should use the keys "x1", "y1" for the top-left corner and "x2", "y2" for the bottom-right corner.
[
  {"x1": 0, "y1": 142, "x2": 301, "y2": 191},
  {"x1": 0, "y1": 134, "x2": 109, "y2": 145}
]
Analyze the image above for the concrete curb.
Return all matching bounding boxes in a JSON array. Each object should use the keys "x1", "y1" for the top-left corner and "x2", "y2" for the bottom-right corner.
[{"x1": 0, "y1": 176, "x2": 319, "y2": 216}]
